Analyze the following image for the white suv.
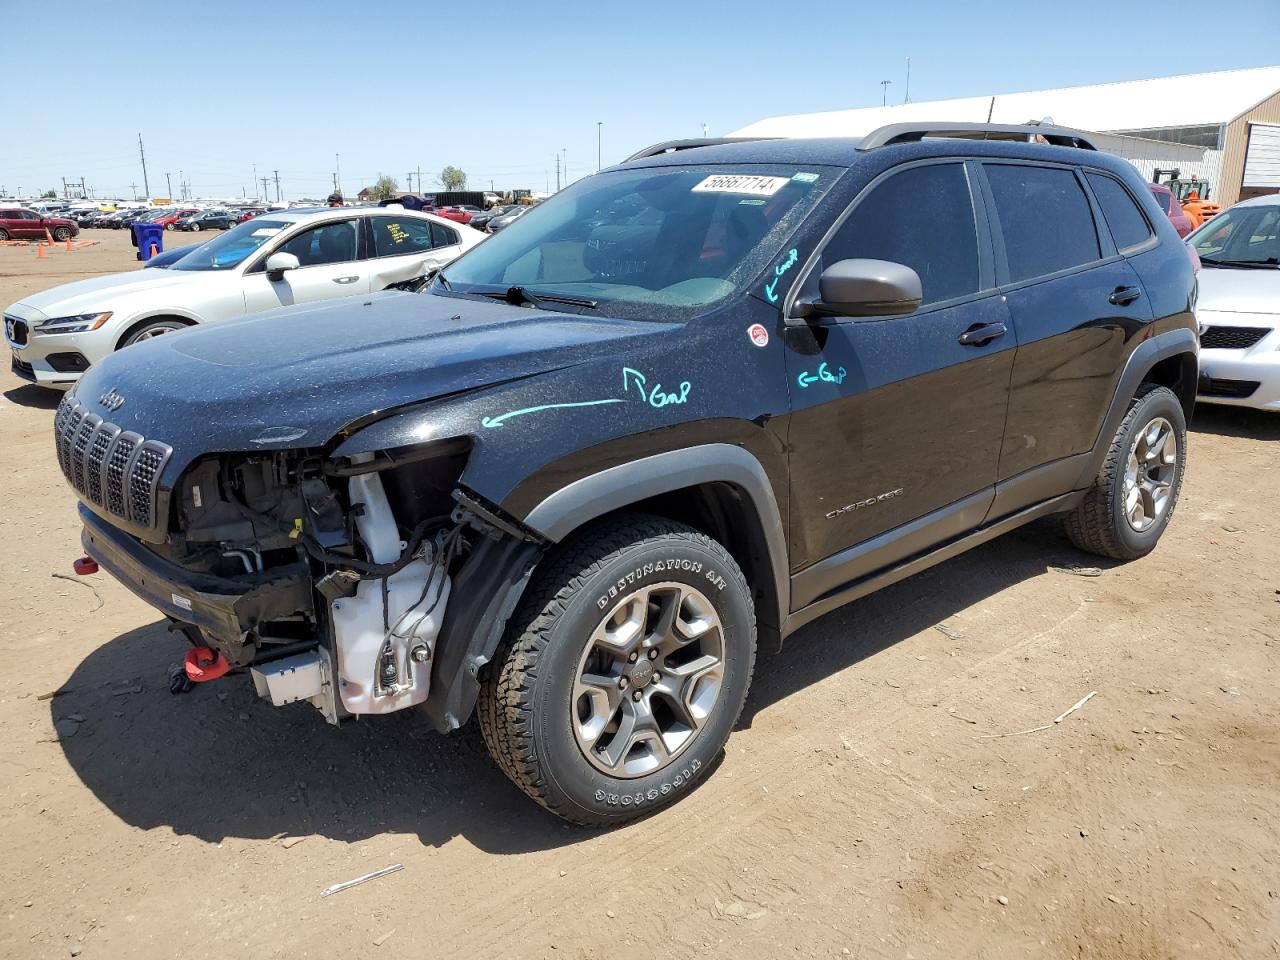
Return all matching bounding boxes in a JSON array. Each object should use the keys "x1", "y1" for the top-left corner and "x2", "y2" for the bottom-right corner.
[{"x1": 5, "y1": 206, "x2": 483, "y2": 389}]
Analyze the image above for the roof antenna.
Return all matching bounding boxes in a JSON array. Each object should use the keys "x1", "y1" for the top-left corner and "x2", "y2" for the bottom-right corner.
[
  {"x1": 986, "y1": 96, "x2": 995, "y2": 122},
  {"x1": 904, "y1": 57, "x2": 911, "y2": 103}
]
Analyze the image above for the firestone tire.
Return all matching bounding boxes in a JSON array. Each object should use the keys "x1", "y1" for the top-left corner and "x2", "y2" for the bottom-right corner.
[
  {"x1": 1064, "y1": 384, "x2": 1187, "y2": 560},
  {"x1": 478, "y1": 515, "x2": 756, "y2": 826}
]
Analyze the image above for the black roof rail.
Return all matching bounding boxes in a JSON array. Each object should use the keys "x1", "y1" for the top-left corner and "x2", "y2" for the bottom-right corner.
[
  {"x1": 858, "y1": 122, "x2": 1097, "y2": 151},
  {"x1": 623, "y1": 137, "x2": 778, "y2": 163}
]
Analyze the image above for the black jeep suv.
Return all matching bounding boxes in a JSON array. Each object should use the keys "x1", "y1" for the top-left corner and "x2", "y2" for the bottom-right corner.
[{"x1": 59, "y1": 123, "x2": 1198, "y2": 825}]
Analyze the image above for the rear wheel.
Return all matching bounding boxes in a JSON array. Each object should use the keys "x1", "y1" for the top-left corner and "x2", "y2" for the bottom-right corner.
[
  {"x1": 1065, "y1": 384, "x2": 1186, "y2": 560},
  {"x1": 479, "y1": 516, "x2": 756, "y2": 826},
  {"x1": 0, "y1": 228, "x2": 9, "y2": 241},
  {"x1": 190, "y1": 222, "x2": 201, "y2": 232}
]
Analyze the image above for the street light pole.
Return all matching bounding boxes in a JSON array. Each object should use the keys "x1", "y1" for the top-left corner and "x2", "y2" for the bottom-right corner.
[
  {"x1": 165, "y1": 172, "x2": 173, "y2": 199},
  {"x1": 880, "y1": 79, "x2": 892, "y2": 106}
]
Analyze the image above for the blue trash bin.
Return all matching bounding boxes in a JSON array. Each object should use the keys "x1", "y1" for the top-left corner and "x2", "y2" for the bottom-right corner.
[{"x1": 132, "y1": 221, "x2": 164, "y2": 261}]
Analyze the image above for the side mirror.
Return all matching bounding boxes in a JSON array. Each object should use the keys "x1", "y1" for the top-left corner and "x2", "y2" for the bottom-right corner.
[
  {"x1": 265, "y1": 251, "x2": 300, "y2": 280},
  {"x1": 803, "y1": 258, "x2": 922, "y2": 319}
]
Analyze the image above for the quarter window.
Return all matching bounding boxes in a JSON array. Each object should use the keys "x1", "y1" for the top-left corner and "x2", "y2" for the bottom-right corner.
[
  {"x1": 821, "y1": 163, "x2": 980, "y2": 307},
  {"x1": 985, "y1": 164, "x2": 1100, "y2": 282},
  {"x1": 1087, "y1": 173, "x2": 1153, "y2": 251},
  {"x1": 430, "y1": 221, "x2": 460, "y2": 249},
  {"x1": 370, "y1": 216, "x2": 433, "y2": 258}
]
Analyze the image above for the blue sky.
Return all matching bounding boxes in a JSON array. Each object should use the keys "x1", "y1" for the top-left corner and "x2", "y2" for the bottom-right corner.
[{"x1": 4, "y1": 0, "x2": 1278, "y2": 200}]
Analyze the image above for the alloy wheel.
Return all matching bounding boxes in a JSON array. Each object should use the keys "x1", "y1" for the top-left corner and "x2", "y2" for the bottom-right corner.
[
  {"x1": 572, "y1": 582, "x2": 725, "y2": 778},
  {"x1": 1123, "y1": 416, "x2": 1177, "y2": 532}
]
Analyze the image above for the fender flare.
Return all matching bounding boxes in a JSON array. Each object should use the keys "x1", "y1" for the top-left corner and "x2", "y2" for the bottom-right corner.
[
  {"x1": 523, "y1": 442, "x2": 789, "y2": 620},
  {"x1": 1074, "y1": 326, "x2": 1198, "y2": 489},
  {"x1": 422, "y1": 443, "x2": 790, "y2": 733}
]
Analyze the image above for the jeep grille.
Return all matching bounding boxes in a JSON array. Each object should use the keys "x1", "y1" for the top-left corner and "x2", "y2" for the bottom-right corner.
[{"x1": 55, "y1": 396, "x2": 172, "y2": 532}]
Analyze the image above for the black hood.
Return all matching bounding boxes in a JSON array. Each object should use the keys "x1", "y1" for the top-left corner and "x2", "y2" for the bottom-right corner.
[{"x1": 73, "y1": 291, "x2": 670, "y2": 473}]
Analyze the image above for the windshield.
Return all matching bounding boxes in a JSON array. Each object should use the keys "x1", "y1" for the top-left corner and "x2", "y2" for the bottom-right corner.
[
  {"x1": 437, "y1": 163, "x2": 837, "y2": 318},
  {"x1": 171, "y1": 219, "x2": 291, "y2": 271},
  {"x1": 1190, "y1": 205, "x2": 1280, "y2": 265}
]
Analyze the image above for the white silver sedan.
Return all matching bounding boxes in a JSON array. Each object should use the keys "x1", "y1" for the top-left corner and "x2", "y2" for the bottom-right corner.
[{"x1": 4, "y1": 206, "x2": 483, "y2": 389}]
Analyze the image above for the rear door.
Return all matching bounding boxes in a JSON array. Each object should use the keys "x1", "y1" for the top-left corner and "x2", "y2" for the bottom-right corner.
[
  {"x1": 240, "y1": 218, "x2": 370, "y2": 313},
  {"x1": 980, "y1": 161, "x2": 1154, "y2": 507},
  {"x1": 784, "y1": 160, "x2": 1015, "y2": 594},
  {"x1": 365, "y1": 215, "x2": 447, "y2": 288}
]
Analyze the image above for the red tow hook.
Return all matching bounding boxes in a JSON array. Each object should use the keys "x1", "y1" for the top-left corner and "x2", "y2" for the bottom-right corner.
[
  {"x1": 184, "y1": 646, "x2": 230, "y2": 683},
  {"x1": 73, "y1": 556, "x2": 98, "y2": 575}
]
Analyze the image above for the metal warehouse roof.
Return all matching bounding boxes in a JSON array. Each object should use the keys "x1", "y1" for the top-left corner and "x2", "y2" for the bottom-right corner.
[{"x1": 731, "y1": 66, "x2": 1280, "y2": 139}]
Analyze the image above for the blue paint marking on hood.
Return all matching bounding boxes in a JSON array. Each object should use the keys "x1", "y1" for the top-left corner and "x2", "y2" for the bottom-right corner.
[{"x1": 72, "y1": 291, "x2": 676, "y2": 477}]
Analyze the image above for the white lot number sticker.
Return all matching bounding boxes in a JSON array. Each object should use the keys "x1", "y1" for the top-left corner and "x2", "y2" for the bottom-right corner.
[
  {"x1": 251, "y1": 227, "x2": 282, "y2": 237},
  {"x1": 692, "y1": 174, "x2": 789, "y2": 197}
]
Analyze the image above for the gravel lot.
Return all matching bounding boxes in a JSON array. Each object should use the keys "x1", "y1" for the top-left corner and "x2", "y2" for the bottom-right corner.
[{"x1": 1, "y1": 230, "x2": 1277, "y2": 959}]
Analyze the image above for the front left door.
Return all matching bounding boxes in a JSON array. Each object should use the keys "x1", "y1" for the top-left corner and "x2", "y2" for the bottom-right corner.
[
  {"x1": 240, "y1": 218, "x2": 370, "y2": 313},
  {"x1": 783, "y1": 160, "x2": 1015, "y2": 608}
]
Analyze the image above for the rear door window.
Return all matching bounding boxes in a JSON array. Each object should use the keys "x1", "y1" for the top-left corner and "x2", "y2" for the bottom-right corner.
[
  {"x1": 369, "y1": 216, "x2": 433, "y2": 258},
  {"x1": 1087, "y1": 173, "x2": 1154, "y2": 251},
  {"x1": 985, "y1": 164, "x2": 1100, "y2": 283},
  {"x1": 819, "y1": 162, "x2": 981, "y2": 307}
]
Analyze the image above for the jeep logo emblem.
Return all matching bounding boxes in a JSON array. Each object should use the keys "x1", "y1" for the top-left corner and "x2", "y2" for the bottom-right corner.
[{"x1": 99, "y1": 388, "x2": 126, "y2": 412}]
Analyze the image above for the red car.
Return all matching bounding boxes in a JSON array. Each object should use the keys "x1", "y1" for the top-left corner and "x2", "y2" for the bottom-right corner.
[
  {"x1": 237, "y1": 208, "x2": 267, "y2": 223},
  {"x1": 1148, "y1": 185, "x2": 1194, "y2": 238},
  {"x1": 0, "y1": 208, "x2": 79, "y2": 242},
  {"x1": 433, "y1": 205, "x2": 481, "y2": 224},
  {"x1": 152, "y1": 208, "x2": 200, "y2": 231}
]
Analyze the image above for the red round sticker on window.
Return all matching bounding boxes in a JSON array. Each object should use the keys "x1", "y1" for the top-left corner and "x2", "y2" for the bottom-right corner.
[{"x1": 747, "y1": 323, "x2": 769, "y2": 348}]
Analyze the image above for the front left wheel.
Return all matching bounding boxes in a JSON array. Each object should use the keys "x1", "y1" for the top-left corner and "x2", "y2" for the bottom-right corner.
[{"x1": 479, "y1": 516, "x2": 756, "y2": 826}]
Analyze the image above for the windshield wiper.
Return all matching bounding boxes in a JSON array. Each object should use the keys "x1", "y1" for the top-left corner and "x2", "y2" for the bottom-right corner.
[
  {"x1": 435, "y1": 271, "x2": 453, "y2": 290},
  {"x1": 479, "y1": 286, "x2": 598, "y2": 310},
  {"x1": 1198, "y1": 256, "x2": 1279, "y2": 269}
]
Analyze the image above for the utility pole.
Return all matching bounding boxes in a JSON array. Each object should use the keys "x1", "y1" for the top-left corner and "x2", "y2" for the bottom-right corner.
[
  {"x1": 880, "y1": 79, "x2": 892, "y2": 106},
  {"x1": 61, "y1": 177, "x2": 68, "y2": 198},
  {"x1": 406, "y1": 171, "x2": 414, "y2": 194},
  {"x1": 260, "y1": 177, "x2": 271, "y2": 201},
  {"x1": 272, "y1": 170, "x2": 281, "y2": 202},
  {"x1": 165, "y1": 172, "x2": 173, "y2": 199},
  {"x1": 129, "y1": 183, "x2": 138, "y2": 200},
  {"x1": 335, "y1": 153, "x2": 341, "y2": 194},
  {"x1": 597, "y1": 122, "x2": 603, "y2": 172},
  {"x1": 180, "y1": 169, "x2": 185, "y2": 201},
  {"x1": 416, "y1": 165, "x2": 421, "y2": 196},
  {"x1": 555, "y1": 155, "x2": 560, "y2": 192},
  {"x1": 137, "y1": 133, "x2": 151, "y2": 199},
  {"x1": 563, "y1": 148, "x2": 568, "y2": 186},
  {"x1": 80, "y1": 177, "x2": 87, "y2": 199},
  {"x1": 253, "y1": 163, "x2": 258, "y2": 199}
]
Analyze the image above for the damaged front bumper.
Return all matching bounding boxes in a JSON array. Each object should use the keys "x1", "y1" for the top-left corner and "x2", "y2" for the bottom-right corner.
[{"x1": 79, "y1": 503, "x2": 314, "y2": 651}]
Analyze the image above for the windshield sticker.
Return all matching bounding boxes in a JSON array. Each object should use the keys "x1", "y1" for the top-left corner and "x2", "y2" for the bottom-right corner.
[
  {"x1": 692, "y1": 174, "x2": 790, "y2": 197},
  {"x1": 797, "y1": 362, "x2": 847, "y2": 389},
  {"x1": 738, "y1": 198, "x2": 768, "y2": 206},
  {"x1": 791, "y1": 172, "x2": 820, "y2": 183},
  {"x1": 747, "y1": 323, "x2": 770, "y2": 348},
  {"x1": 764, "y1": 248, "x2": 800, "y2": 303},
  {"x1": 251, "y1": 228, "x2": 282, "y2": 237},
  {"x1": 481, "y1": 367, "x2": 692, "y2": 428}
]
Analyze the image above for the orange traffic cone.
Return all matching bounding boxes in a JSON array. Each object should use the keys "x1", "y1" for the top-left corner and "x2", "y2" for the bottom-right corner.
[
  {"x1": 36, "y1": 242, "x2": 47, "y2": 259},
  {"x1": 65, "y1": 237, "x2": 74, "y2": 251},
  {"x1": 45, "y1": 228, "x2": 54, "y2": 245},
  {"x1": 149, "y1": 242, "x2": 158, "y2": 259}
]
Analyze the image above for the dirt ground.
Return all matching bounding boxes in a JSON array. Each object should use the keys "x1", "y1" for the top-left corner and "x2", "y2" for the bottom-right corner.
[{"x1": 1, "y1": 230, "x2": 1277, "y2": 960}]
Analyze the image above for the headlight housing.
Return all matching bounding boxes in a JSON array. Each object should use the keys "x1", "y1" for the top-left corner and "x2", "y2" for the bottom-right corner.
[{"x1": 34, "y1": 311, "x2": 113, "y2": 335}]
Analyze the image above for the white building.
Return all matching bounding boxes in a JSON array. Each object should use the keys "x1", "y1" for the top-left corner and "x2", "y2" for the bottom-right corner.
[{"x1": 731, "y1": 66, "x2": 1280, "y2": 207}]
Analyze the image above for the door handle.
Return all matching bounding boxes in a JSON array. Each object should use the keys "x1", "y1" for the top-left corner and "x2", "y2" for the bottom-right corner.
[
  {"x1": 957, "y1": 321, "x2": 1007, "y2": 347},
  {"x1": 332, "y1": 276, "x2": 359, "y2": 284},
  {"x1": 1108, "y1": 285, "x2": 1142, "y2": 306}
]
